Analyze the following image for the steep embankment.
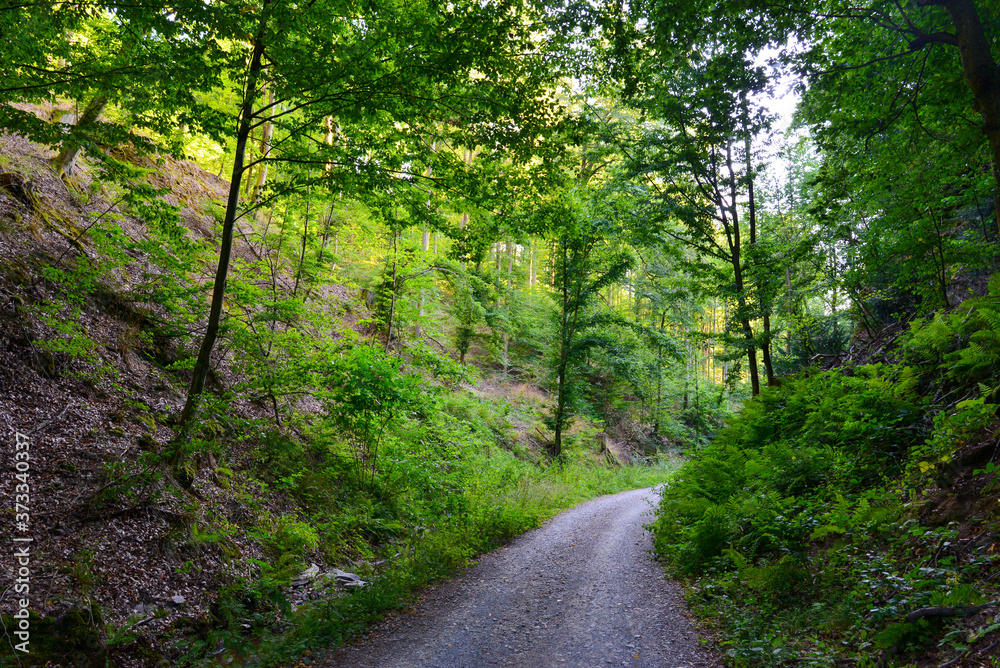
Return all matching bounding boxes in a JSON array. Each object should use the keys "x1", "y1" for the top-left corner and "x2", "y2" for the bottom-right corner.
[
  {"x1": 650, "y1": 288, "x2": 1000, "y2": 666},
  {"x1": 0, "y1": 129, "x2": 278, "y2": 661}
]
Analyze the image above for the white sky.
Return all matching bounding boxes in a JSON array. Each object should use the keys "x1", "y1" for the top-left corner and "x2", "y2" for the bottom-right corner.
[{"x1": 754, "y1": 43, "x2": 806, "y2": 187}]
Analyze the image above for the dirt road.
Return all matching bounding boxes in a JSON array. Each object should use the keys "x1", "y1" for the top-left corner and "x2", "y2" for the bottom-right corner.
[{"x1": 316, "y1": 487, "x2": 720, "y2": 668}]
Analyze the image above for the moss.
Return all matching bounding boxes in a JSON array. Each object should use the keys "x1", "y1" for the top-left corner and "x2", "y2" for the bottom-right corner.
[{"x1": 0, "y1": 258, "x2": 32, "y2": 287}]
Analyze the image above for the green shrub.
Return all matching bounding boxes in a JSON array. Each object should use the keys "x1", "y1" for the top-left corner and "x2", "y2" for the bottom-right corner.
[
  {"x1": 650, "y1": 294, "x2": 1000, "y2": 666},
  {"x1": 255, "y1": 515, "x2": 319, "y2": 561}
]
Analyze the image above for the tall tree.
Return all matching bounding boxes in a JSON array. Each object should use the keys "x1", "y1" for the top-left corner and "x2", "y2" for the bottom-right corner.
[
  {"x1": 1, "y1": 2, "x2": 228, "y2": 174},
  {"x1": 622, "y1": 0, "x2": 1000, "y2": 233},
  {"x1": 539, "y1": 188, "x2": 635, "y2": 457},
  {"x1": 622, "y1": 52, "x2": 776, "y2": 395},
  {"x1": 175, "y1": 0, "x2": 569, "y2": 432}
]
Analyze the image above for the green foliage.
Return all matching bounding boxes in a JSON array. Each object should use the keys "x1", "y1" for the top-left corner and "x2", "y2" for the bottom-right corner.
[
  {"x1": 907, "y1": 397, "x2": 997, "y2": 484},
  {"x1": 904, "y1": 275, "x2": 1000, "y2": 387},
  {"x1": 17, "y1": 2, "x2": 1000, "y2": 665},
  {"x1": 651, "y1": 290, "x2": 1000, "y2": 664},
  {"x1": 262, "y1": 516, "x2": 320, "y2": 561},
  {"x1": 655, "y1": 367, "x2": 922, "y2": 570},
  {"x1": 445, "y1": 263, "x2": 496, "y2": 364},
  {"x1": 321, "y1": 344, "x2": 423, "y2": 488},
  {"x1": 167, "y1": 379, "x2": 675, "y2": 666}
]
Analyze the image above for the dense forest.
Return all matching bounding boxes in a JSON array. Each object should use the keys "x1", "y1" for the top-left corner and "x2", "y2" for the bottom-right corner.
[{"x1": 3, "y1": 0, "x2": 1000, "y2": 666}]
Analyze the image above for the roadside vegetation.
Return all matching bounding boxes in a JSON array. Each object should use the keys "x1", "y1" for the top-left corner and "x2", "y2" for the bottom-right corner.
[
  {"x1": 652, "y1": 281, "x2": 1000, "y2": 666},
  {"x1": 0, "y1": 130, "x2": 682, "y2": 666}
]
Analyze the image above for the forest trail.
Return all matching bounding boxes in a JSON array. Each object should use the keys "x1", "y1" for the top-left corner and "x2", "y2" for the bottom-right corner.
[{"x1": 313, "y1": 487, "x2": 720, "y2": 668}]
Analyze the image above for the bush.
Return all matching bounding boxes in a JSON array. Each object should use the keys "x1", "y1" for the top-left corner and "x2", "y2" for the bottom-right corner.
[
  {"x1": 654, "y1": 366, "x2": 923, "y2": 571},
  {"x1": 650, "y1": 293, "x2": 1000, "y2": 665}
]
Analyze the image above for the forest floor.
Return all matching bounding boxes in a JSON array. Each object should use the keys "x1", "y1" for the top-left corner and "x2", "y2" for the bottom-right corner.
[{"x1": 312, "y1": 487, "x2": 720, "y2": 668}]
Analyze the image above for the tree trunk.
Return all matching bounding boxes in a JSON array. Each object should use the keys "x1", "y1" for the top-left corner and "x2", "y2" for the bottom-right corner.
[
  {"x1": 414, "y1": 288, "x2": 424, "y2": 338},
  {"x1": 304, "y1": 202, "x2": 337, "y2": 303},
  {"x1": 551, "y1": 239, "x2": 575, "y2": 459},
  {"x1": 682, "y1": 334, "x2": 689, "y2": 411},
  {"x1": 735, "y1": 256, "x2": 761, "y2": 395},
  {"x1": 52, "y1": 93, "x2": 109, "y2": 178},
  {"x1": 723, "y1": 141, "x2": 760, "y2": 396},
  {"x1": 250, "y1": 83, "x2": 275, "y2": 206},
  {"x1": 293, "y1": 176, "x2": 310, "y2": 296},
  {"x1": 709, "y1": 300, "x2": 716, "y2": 383},
  {"x1": 722, "y1": 299, "x2": 729, "y2": 388},
  {"x1": 386, "y1": 231, "x2": 399, "y2": 346},
  {"x1": 552, "y1": 279, "x2": 569, "y2": 456},
  {"x1": 761, "y1": 314, "x2": 775, "y2": 382},
  {"x1": 745, "y1": 134, "x2": 775, "y2": 388},
  {"x1": 179, "y1": 12, "x2": 269, "y2": 432},
  {"x1": 655, "y1": 310, "x2": 666, "y2": 434},
  {"x1": 694, "y1": 338, "x2": 700, "y2": 443},
  {"x1": 917, "y1": 0, "x2": 1000, "y2": 235},
  {"x1": 529, "y1": 242, "x2": 536, "y2": 286}
]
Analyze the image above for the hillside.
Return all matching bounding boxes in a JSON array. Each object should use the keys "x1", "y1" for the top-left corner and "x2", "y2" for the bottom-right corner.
[
  {"x1": 0, "y1": 129, "x2": 673, "y2": 667},
  {"x1": 650, "y1": 297, "x2": 1000, "y2": 666},
  {"x1": 10, "y1": 2, "x2": 1000, "y2": 666}
]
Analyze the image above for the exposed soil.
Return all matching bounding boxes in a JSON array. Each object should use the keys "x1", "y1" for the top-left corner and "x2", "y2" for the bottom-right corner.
[{"x1": 314, "y1": 487, "x2": 720, "y2": 668}]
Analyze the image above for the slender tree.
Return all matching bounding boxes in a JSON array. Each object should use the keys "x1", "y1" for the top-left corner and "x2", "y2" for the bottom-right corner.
[
  {"x1": 175, "y1": 0, "x2": 569, "y2": 432},
  {"x1": 621, "y1": 52, "x2": 774, "y2": 394}
]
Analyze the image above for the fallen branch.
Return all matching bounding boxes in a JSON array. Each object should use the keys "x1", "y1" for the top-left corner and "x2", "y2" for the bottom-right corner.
[{"x1": 905, "y1": 601, "x2": 998, "y2": 623}]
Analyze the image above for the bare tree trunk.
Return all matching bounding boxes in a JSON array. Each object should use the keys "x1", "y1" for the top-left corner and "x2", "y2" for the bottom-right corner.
[
  {"x1": 293, "y1": 176, "x2": 311, "y2": 296},
  {"x1": 682, "y1": 330, "x2": 689, "y2": 411},
  {"x1": 785, "y1": 267, "x2": 793, "y2": 354},
  {"x1": 916, "y1": 0, "x2": 1000, "y2": 235},
  {"x1": 179, "y1": 11, "x2": 269, "y2": 433},
  {"x1": 250, "y1": 83, "x2": 275, "y2": 205},
  {"x1": 655, "y1": 310, "x2": 666, "y2": 433},
  {"x1": 502, "y1": 240, "x2": 514, "y2": 373},
  {"x1": 723, "y1": 141, "x2": 760, "y2": 396},
  {"x1": 386, "y1": 230, "x2": 399, "y2": 347},
  {"x1": 529, "y1": 242, "x2": 536, "y2": 286},
  {"x1": 506, "y1": 240, "x2": 515, "y2": 283},
  {"x1": 552, "y1": 240, "x2": 574, "y2": 459},
  {"x1": 52, "y1": 93, "x2": 109, "y2": 178},
  {"x1": 746, "y1": 134, "x2": 775, "y2": 387},
  {"x1": 694, "y1": 338, "x2": 700, "y2": 443},
  {"x1": 414, "y1": 289, "x2": 424, "y2": 338},
  {"x1": 722, "y1": 299, "x2": 729, "y2": 388},
  {"x1": 709, "y1": 300, "x2": 716, "y2": 382}
]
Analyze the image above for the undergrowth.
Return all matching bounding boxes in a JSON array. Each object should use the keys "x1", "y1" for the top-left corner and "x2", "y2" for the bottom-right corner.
[
  {"x1": 0, "y1": 149, "x2": 679, "y2": 667},
  {"x1": 651, "y1": 277, "x2": 1000, "y2": 666}
]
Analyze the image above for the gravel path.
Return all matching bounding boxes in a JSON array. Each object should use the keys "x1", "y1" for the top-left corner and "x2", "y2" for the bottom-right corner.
[{"x1": 315, "y1": 487, "x2": 720, "y2": 668}]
